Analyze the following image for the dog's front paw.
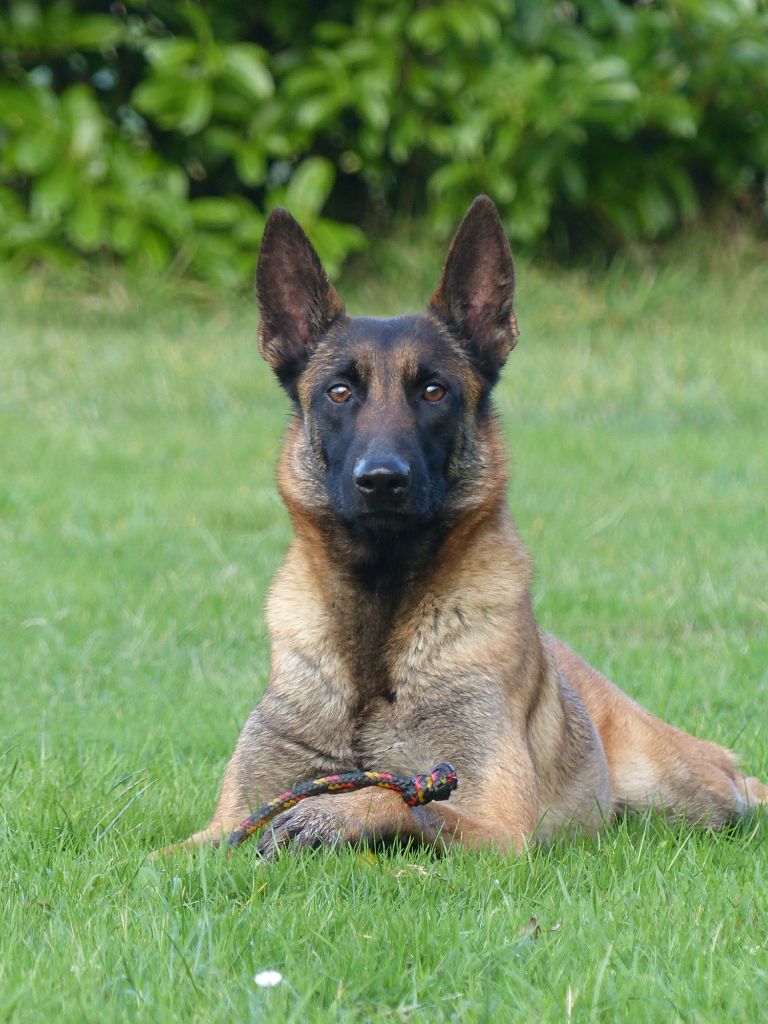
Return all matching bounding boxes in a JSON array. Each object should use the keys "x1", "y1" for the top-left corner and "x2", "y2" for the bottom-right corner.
[{"x1": 256, "y1": 796, "x2": 357, "y2": 858}]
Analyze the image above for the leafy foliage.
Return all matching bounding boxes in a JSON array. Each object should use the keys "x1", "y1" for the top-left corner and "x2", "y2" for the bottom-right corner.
[{"x1": 1, "y1": 0, "x2": 767, "y2": 282}]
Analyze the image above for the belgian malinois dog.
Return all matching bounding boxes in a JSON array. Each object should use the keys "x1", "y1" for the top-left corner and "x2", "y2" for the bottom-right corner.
[{"x1": 178, "y1": 196, "x2": 766, "y2": 855}]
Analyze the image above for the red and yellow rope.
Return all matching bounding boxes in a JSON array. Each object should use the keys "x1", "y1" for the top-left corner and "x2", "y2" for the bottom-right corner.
[{"x1": 226, "y1": 763, "x2": 459, "y2": 848}]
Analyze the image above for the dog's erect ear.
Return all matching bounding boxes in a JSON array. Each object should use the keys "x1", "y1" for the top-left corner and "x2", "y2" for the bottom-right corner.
[
  {"x1": 256, "y1": 208, "x2": 347, "y2": 393},
  {"x1": 428, "y1": 195, "x2": 519, "y2": 382}
]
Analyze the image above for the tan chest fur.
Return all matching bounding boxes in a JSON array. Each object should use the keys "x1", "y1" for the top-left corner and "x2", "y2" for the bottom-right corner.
[{"x1": 263, "y1": 517, "x2": 543, "y2": 784}]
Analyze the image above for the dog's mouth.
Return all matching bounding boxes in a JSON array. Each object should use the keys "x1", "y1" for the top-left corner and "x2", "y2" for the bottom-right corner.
[
  {"x1": 359, "y1": 508, "x2": 412, "y2": 522},
  {"x1": 354, "y1": 508, "x2": 418, "y2": 534}
]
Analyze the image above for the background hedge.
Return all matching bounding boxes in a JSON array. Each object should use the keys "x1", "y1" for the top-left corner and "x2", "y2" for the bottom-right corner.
[{"x1": 1, "y1": 0, "x2": 767, "y2": 284}]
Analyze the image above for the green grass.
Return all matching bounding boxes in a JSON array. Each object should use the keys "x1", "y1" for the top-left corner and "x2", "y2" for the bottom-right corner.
[{"x1": 1, "y1": 235, "x2": 767, "y2": 1021}]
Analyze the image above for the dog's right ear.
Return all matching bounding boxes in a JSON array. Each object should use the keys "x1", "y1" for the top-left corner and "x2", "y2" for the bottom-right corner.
[{"x1": 256, "y1": 209, "x2": 347, "y2": 395}]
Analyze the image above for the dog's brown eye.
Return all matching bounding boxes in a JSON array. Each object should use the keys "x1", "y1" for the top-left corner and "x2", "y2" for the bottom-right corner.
[
  {"x1": 328, "y1": 383, "x2": 352, "y2": 404},
  {"x1": 422, "y1": 383, "x2": 446, "y2": 403}
]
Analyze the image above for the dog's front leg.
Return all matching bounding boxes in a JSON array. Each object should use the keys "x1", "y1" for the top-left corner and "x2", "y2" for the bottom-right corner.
[
  {"x1": 255, "y1": 788, "x2": 433, "y2": 856},
  {"x1": 255, "y1": 792, "x2": 534, "y2": 858},
  {"x1": 161, "y1": 696, "x2": 356, "y2": 854},
  {"x1": 416, "y1": 759, "x2": 541, "y2": 855},
  {"x1": 256, "y1": 756, "x2": 540, "y2": 858}
]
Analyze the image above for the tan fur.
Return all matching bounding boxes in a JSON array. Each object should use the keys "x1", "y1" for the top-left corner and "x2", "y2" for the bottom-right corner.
[
  {"x1": 169, "y1": 408, "x2": 764, "y2": 856},
  {"x1": 166, "y1": 204, "x2": 766, "y2": 857}
]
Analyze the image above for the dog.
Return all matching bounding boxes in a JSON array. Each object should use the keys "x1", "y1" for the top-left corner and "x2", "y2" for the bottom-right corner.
[{"x1": 176, "y1": 195, "x2": 766, "y2": 856}]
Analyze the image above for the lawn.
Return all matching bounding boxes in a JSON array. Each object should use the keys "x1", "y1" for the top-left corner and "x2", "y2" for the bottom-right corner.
[{"x1": 1, "y1": 235, "x2": 767, "y2": 1022}]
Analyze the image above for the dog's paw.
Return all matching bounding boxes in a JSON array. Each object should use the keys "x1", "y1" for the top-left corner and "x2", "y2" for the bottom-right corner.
[
  {"x1": 743, "y1": 775, "x2": 768, "y2": 806},
  {"x1": 256, "y1": 796, "x2": 358, "y2": 858}
]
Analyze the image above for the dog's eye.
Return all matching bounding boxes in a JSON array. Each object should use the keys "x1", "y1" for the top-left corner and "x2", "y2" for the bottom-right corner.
[
  {"x1": 422, "y1": 383, "x2": 446, "y2": 403},
  {"x1": 327, "y1": 383, "x2": 352, "y2": 404}
]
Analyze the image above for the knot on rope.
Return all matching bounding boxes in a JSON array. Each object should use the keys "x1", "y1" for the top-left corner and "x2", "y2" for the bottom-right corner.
[{"x1": 399, "y1": 763, "x2": 459, "y2": 806}]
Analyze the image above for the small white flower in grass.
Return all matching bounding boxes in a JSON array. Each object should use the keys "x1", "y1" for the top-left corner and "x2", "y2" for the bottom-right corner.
[{"x1": 254, "y1": 970, "x2": 283, "y2": 988}]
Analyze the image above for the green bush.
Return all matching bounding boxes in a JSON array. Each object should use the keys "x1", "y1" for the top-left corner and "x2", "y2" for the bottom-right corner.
[{"x1": 1, "y1": 0, "x2": 767, "y2": 283}]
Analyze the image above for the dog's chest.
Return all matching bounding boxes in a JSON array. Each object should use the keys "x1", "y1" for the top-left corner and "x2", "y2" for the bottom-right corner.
[
  {"x1": 350, "y1": 676, "x2": 504, "y2": 781},
  {"x1": 346, "y1": 597, "x2": 487, "y2": 771},
  {"x1": 344, "y1": 591, "x2": 470, "y2": 697},
  {"x1": 350, "y1": 693, "x2": 447, "y2": 774},
  {"x1": 271, "y1": 576, "x2": 497, "y2": 771}
]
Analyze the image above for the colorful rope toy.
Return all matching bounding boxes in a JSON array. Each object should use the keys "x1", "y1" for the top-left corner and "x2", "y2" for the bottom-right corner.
[{"x1": 226, "y1": 763, "x2": 459, "y2": 848}]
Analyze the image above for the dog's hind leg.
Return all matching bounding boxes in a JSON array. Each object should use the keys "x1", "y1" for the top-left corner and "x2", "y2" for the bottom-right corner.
[{"x1": 547, "y1": 635, "x2": 767, "y2": 827}]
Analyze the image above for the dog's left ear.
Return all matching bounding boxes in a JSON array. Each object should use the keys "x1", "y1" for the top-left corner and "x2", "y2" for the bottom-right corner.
[
  {"x1": 428, "y1": 195, "x2": 519, "y2": 382},
  {"x1": 256, "y1": 208, "x2": 347, "y2": 395}
]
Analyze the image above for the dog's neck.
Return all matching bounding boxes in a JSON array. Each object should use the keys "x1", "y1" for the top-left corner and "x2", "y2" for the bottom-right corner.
[
  {"x1": 286, "y1": 497, "x2": 509, "y2": 705},
  {"x1": 339, "y1": 518, "x2": 456, "y2": 589},
  {"x1": 293, "y1": 493, "x2": 507, "y2": 607}
]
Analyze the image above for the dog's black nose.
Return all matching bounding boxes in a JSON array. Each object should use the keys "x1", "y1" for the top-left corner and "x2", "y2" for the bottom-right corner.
[{"x1": 354, "y1": 456, "x2": 411, "y2": 497}]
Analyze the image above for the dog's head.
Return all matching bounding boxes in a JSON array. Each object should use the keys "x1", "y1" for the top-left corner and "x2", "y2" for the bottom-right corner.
[{"x1": 256, "y1": 196, "x2": 519, "y2": 547}]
